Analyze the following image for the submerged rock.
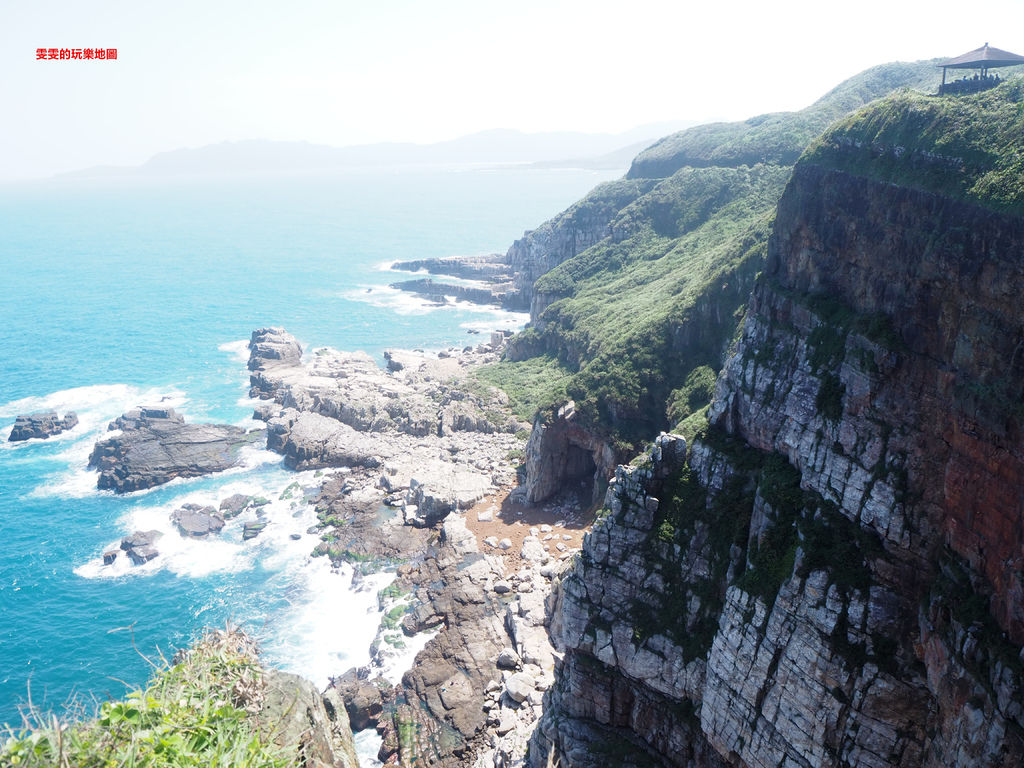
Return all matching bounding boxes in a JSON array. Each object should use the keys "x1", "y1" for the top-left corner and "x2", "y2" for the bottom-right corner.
[
  {"x1": 8, "y1": 411, "x2": 78, "y2": 441},
  {"x1": 218, "y1": 493, "x2": 251, "y2": 518},
  {"x1": 88, "y1": 407, "x2": 261, "y2": 493},
  {"x1": 171, "y1": 504, "x2": 225, "y2": 538},
  {"x1": 243, "y1": 520, "x2": 268, "y2": 541}
]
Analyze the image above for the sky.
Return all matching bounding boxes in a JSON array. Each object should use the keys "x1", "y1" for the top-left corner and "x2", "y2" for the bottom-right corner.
[{"x1": 1, "y1": 0, "x2": 1023, "y2": 180}]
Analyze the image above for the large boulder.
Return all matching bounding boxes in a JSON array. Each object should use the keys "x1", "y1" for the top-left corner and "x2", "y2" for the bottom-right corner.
[
  {"x1": 88, "y1": 407, "x2": 262, "y2": 493},
  {"x1": 260, "y1": 670, "x2": 359, "y2": 768},
  {"x1": 8, "y1": 411, "x2": 78, "y2": 441}
]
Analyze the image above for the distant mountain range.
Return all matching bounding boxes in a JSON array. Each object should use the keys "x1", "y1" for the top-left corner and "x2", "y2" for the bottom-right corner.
[{"x1": 59, "y1": 123, "x2": 699, "y2": 179}]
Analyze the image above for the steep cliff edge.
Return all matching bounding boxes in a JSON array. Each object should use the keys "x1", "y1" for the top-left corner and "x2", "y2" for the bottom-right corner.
[
  {"x1": 481, "y1": 61, "x2": 942, "y2": 508},
  {"x1": 532, "y1": 85, "x2": 1024, "y2": 767}
]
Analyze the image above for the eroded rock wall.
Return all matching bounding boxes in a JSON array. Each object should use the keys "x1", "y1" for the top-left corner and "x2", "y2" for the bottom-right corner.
[{"x1": 532, "y1": 162, "x2": 1024, "y2": 767}]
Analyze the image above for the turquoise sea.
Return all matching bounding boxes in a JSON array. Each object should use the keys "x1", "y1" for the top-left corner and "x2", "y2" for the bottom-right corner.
[{"x1": 0, "y1": 165, "x2": 617, "y2": 730}]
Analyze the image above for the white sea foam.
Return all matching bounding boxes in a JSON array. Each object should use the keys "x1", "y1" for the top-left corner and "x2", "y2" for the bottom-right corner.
[
  {"x1": 217, "y1": 339, "x2": 251, "y2": 363},
  {"x1": 457, "y1": 306, "x2": 529, "y2": 334},
  {"x1": 354, "y1": 729, "x2": 384, "y2": 767},
  {"x1": 376, "y1": 627, "x2": 439, "y2": 686},
  {"x1": 1, "y1": 384, "x2": 189, "y2": 449},
  {"x1": 268, "y1": 561, "x2": 392, "y2": 690},
  {"x1": 344, "y1": 284, "x2": 530, "y2": 335},
  {"x1": 344, "y1": 284, "x2": 445, "y2": 316},
  {"x1": 374, "y1": 259, "x2": 429, "y2": 275}
]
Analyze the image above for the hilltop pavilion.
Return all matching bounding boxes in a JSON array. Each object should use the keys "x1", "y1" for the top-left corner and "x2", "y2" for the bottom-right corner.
[{"x1": 939, "y1": 43, "x2": 1024, "y2": 94}]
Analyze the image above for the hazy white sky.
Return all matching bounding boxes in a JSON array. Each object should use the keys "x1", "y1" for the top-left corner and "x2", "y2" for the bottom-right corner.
[{"x1": 1, "y1": 0, "x2": 1022, "y2": 180}]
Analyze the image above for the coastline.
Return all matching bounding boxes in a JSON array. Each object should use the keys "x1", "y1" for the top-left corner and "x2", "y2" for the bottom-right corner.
[{"x1": 235, "y1": 325, "x2": 593, "y2": 765}]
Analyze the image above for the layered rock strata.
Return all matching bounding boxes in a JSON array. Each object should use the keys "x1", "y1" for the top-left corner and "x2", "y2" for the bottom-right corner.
[
  {"x1": 334, "y1": 514, "x2": 575, "y2": 767},
  {"x1": 88, "y1": 407, "x2": 262, "y2": 493},
  {"x1": 515, "y1": 401, "x2": 617, "y2": 506},
  {"x1": 531, "y1": 148, "x2": 1024, "y2": 765}
]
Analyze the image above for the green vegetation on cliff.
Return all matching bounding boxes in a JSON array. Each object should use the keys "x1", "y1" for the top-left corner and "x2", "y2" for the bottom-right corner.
[
  {"x1": 491, "y1": 60, "x2": 941, "y2": 450},
  {"x1": 539, "y1": 166, "x2": 783, "y2": 444},
  {"x1": 803, "y1": 76, "x2": 1024, "y2": 216},
  {"x1": 627, "y1": 61, "x2": 942, "y2": 178},
  {"x1": 1, "y1": 630, "x2": 285, "y2": 768}
]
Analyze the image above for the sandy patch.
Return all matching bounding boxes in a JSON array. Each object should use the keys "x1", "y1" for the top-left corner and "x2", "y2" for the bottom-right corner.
[{"x1": 463, "y1": 487, "x2": 595, "y2": 575}]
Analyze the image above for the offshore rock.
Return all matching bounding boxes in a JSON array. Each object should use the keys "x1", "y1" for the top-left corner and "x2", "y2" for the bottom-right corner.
[
  {"x1": 388, "y1": 277, "x2": 510, "y2": 307},
  {"x1": 88, "y1": 407, "x2": 261, "y2": 493},
  {"x1": 8, "y1": 411, "x2": 78, "y2": 441},
  {"x1": 120, "y1": 529, "x2": 163, "y2": 565},
  {"x1": 391, "y1": 253, "x2": 512, "y2": 281},
  {"x1": 218, "y1": 493, "x2": 251, "y2": 518}
]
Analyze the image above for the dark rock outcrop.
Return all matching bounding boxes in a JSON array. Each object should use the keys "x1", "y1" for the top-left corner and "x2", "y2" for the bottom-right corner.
[
  {"x1": 8, "y1": 411, "x2": 78, "y2": 441},
  {"x1": 242, "y1": 520, "x2": 268, "y2": 540},
  {"x1": 219, "y1": 493, "x2": 251, "y2": 518},
  {"x1": 88, "y1": 407, "x2": 261, "y2": 493},
  {"x1": 388, "y1": 277, "x2": 510, "y2": 307},
  {"x1": 120, "y1": 529, "x2": 163, "y2": 565},
  {"x1": 516, "y1": 401, "x2": 617, "y2": 505}
]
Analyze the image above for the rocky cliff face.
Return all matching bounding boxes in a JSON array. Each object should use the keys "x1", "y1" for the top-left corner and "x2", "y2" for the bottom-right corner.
[
  {"x1": 531, "y1": 126, "x2": 1024, "y2": 766},
  {"x1": 503, "y1": 179, "x2": 657, "y2": 313}
]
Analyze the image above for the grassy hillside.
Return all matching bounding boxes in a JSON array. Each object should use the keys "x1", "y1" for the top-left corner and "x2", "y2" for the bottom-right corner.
[
  {"x1": 531, "y1": 164, "x2": 787, "y2": 444},
  {"x1": 802, "y1": 76, "x2": 1024, "y2": 216},
  {"x1": 479, "y1": 59, "x2": 944, "y2": 450},
  {"x1": 627, "y1": 61, "x2": 943, "y2": 178},
  {"x1": 1, "y1": 630, "x2": 285, "y2": 768}
]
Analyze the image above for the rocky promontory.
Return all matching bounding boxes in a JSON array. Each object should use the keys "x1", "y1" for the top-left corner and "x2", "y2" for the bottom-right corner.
[
  {"x1": 8, "y1": 411, "x2": 78, "y2": 441},
  {"x1": 391, "y1": 253, "x2": 512, "y2": 281},
  {"x1": 88, "y1": 407, "x2": 262, "y2": 493},
  {"x1": 388, "y1": 277, "x2": 511, "y2": 307},
  {"x1": 247, "y1": 327, "x2": 528, "y2": 526}
]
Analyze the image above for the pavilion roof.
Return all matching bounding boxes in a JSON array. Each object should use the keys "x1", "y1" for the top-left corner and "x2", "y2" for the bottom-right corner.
[{"x1": 942, "y1": 43, "x2": 1024, "y2": 69}]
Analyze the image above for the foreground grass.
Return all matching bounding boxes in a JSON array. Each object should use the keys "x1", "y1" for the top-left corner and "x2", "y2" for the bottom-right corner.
[{"x1": 1, "y1": 628, "x2": 286, "y2": 768}]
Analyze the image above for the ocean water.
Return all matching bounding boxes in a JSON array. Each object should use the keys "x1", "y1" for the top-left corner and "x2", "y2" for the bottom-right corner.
[{"x1": 0, "y1": 165, "x2": 618, "y2": 728}]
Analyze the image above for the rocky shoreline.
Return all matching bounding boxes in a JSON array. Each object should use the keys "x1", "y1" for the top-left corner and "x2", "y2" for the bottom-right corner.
[
  {"x1": 68, "y1": 324, "x2": 592, "y2": 765},
  {"x1": 389, "y1": 254, "x2": 522, "y2": 311},
  {"x1": 242, "y1": 326, "x2": 591, "y2": 766}
]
